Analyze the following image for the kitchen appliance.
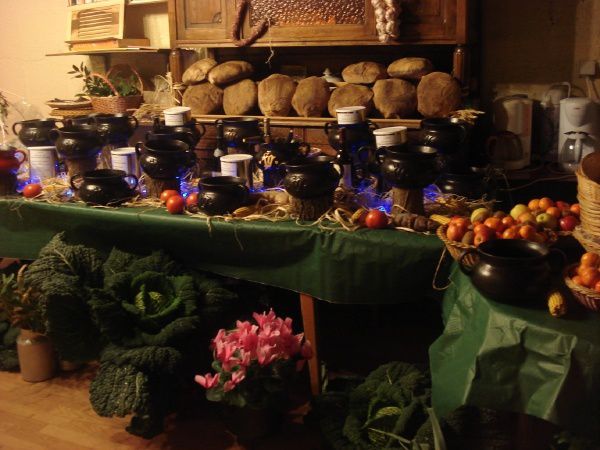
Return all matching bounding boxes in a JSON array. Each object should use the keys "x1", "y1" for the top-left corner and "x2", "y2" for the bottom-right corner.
[
  {"x1": 541, "y1": 82, "x2": 571, "y2": 161},
  {"x1": 490, "y1": 94, "x2": 533, "y2": 170},
  {"x1": 558, "y1": 97, "x2": 599, "y2": 172}
]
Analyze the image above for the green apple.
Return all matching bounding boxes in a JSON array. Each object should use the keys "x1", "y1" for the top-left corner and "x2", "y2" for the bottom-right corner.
[
  {"x1": 470, "y1": 207, "x2": 491, "y2": 223},
  {"x1": 510, "y1": 204, "x2": 529, "y2": 220},
  {"x1": 536, "y1": 213, "x2": 558, "y2": 230}
]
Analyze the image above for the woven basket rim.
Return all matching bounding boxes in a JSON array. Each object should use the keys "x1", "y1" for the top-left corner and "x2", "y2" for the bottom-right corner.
[
  {"x1": 436, "y1": 224, "x2": 476, "y2": 250},
  {"x1": 563, "y1": 263, "x2": 600, "y2": 299}
]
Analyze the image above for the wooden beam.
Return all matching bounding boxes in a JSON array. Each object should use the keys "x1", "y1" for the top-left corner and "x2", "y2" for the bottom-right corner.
[{"x1": 300, "y1": 293, "x2": 321, "y2": 396}]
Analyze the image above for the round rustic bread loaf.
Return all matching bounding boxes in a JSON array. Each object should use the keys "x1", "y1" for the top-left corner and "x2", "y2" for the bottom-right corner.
[
  {"x1": 208, "y1": 60, "x2": 254, "y2": 86},
  {"x1": 417, "y1": 72, "x2": 462, "y2": 118},
  {"x1": 182, "y1": 58, "x2": 217, "y2": 85},
  {"x1": 182, "y1": 82, "x2": 223, "y2": 115},
  {"x1": 223, "y1": 79, "x2": 258, "y2": 115},
  {"x1": 388, "y1": 57, "x2": 434, "y2": 80},
  {"x1": 328, "y1": 84, "x2": 374, "y2": 117},
  {"x1": 291, "y1": 76, "x2": 330, "y2": 117},
  {"x1": 373, "y1": 79, "x2": 417, "y2": 118},
  {"x1": 258, "y1": 74, "x2": 297, "y2": 117},
  {"x1": 341, "y1": 62, "x2": 387, "y2": 84}
]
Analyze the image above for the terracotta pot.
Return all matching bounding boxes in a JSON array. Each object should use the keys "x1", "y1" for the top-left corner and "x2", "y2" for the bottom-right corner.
[
  {"x1": 12, "y1": 119, "x2": 63, "y2": 147},
  {"x1": 198, "y1": 176, "x2": 249, "y2": 215},
  {"x1": 221, "y1": 404, "x2": 283, "y2": 443},
  {"x1": 70, "y1": 169, "x2": 138, "y2": 206},
  {"x1": 17, "y1": 329, "x2": 56, "y2": 383}
]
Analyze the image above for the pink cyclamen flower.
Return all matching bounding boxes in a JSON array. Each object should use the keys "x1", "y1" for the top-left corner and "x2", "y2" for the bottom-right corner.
[{"x1": 194, "y1": 373, "x2": 220, "y2": 389}]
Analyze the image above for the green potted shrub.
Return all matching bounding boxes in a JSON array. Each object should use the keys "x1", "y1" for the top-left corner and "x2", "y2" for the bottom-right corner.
[{"x1": 0, "y1": 266, "x2": 55, "y2": 382}]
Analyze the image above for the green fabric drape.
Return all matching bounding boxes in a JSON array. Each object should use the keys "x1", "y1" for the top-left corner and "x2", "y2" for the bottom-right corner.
[
  {"x1": 430, "y1": 265, "x2": 600, "y2": 437},
  {"x1": 0, "y1": 198, "x2": 444, "y2": 304}
]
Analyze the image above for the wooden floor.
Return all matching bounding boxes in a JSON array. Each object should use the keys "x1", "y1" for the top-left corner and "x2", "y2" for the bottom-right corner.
[{"x1": 0, "y1": 368, "x2": 324, "y2": 450}]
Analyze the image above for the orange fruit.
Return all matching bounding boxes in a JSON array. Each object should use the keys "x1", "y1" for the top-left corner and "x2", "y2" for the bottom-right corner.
[
  {"x1": 572, "y1": 275, "x2": 585, "y2": 286},
  {"x1": 538, "y1": 197, "x2": 555, "y2": 210},
  {"x1": 545, "y1": 207, "x2": 561, "y2": 219},
  {"x1": 594, "y1": 280, "x2": 600, "y2": 293},
  {"x1": 519, "y1": 224, "x2": 537, "y2": 240},
  {"x1": 579, "y1": 266, "x2": 600, "y2": 288},
  {"x1": 581, "y1": 252, "x2": 600, "y2": 267},
  {"x1": 501, "y1": 216, "x2": 515, "y2": 227},
  {"x1": 484, "y1": 217, "x2": 502, "y2": 231},
  {"x1": 502, "y1": 227, "x2": 518, "y2": 239},
  {"x1": 528, "y1": 199, "x2": 540, "y2": 210}
]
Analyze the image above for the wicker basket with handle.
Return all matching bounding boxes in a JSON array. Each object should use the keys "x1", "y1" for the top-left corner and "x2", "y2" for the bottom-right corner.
[
  {"x1": 564, "y1": 263, "x2": 600, "y2": 312},
  {"x1": 89, "y1": 65, "x2": 143, "y2": 114}
]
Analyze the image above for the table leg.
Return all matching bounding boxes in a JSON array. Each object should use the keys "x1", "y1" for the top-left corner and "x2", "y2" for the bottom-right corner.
[{"x1": 300, "y1": 293, "x2": 321, "y2": 396}]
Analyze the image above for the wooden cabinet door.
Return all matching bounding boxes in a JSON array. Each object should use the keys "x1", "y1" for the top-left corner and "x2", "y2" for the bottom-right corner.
[
  {"x1": 399, "y1": 0, "x2": 459, "y2": 43},
  {"x1": 174, "y1": 0, "x2": 232, "y2": 43},
  {"x1": 244, "y1": 0, "x2": 377, "y2": 45}
]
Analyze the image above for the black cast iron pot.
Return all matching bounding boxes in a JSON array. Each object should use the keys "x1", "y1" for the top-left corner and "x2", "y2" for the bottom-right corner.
[
  {"x1": 375, "y1": 144, "x2": 438, "y2": 189},
  {"x1": 217, "y1": 117, "x2": 261, "y2": 147},
  {"x1": 436, "y1": 168, "x2": 497, "y2": 200},
  {"x1": 12, "y1": 119, "x2": 64, "y2": 147},
  {"x1": 90, "y1": 113, "x2": 139, "y2": 145},
  {"x1": 197, "y1": 176, "x2": 249, "y2": 215},
  {"x1": 283, "y1": 156, "x2": 343, "y2": 200},
  {"x1": 324, "y1": 121, "x2": 377, "y2": 151},
  {"x1": 459, "y1": 239, "x2": 564, "y2": 304},
  {"x1": 135, "y1": 139, "x2": 196, "y2": 180},
  {"x1": 70, "y1": 169, "x2": 138, "y2": 206},
  {"x1": 152, "y1": 117, "x2": 205, "y2": 148},
  {"x1": 48, "y1": 125, "x2": 105, "y2": 160}
]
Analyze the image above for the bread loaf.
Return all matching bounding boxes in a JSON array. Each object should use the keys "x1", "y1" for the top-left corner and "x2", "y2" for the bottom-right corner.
[
  {"x1": 291, "y1": 76, "x2": 330, "y2": 117},
  {"x1": 182, "y1": 82, "x2": 223, "y2": 115},
  {"x1": 417, "y1": 72, "x2": 462, "y2": 118},
  {"x1": 373, "y1": 79, "x2": 417, "y2": 118},
  {"x1": 388, "y1": 57, "x2": 433, "y2": 80},
  {"x1": 182, "y1": 58, "x2": 217, "y2": 85},
  {"x1": 342, "y1": 62, "x2": 387, "y2": 84},
  {"x1": 223, "y1": 79, "x2": 258, "y2": 115},
  {"x1": 328, "y1": 84, "x2": 374, "y2": 117},
  {"x1": 258, "y1": 74, "x2": 297, "y2": 117},
  {"x1": 208, "y1": 60, "x2": 254, "y2": 86}
]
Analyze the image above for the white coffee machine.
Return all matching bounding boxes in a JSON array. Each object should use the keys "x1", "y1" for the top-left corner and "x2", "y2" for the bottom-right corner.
[{"x1": 558, "y1": 97, "x2": 599, "y2": 172}]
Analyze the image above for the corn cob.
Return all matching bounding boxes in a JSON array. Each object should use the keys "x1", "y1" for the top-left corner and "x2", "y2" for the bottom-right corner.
[{"x1": 548, "y1": 290, "x2": 567, "y2": 317}]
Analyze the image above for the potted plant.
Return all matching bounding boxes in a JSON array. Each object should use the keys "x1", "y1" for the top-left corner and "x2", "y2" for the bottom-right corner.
[
  {"x1": 0, "y1": 265, "x2": 55, "y2": 382},
  {"x1": 70, "y1": 63, "x2": 143, "y2": 114},
  {"x1": 195, "y1": 309, "x2": 313, "y2": 442}
]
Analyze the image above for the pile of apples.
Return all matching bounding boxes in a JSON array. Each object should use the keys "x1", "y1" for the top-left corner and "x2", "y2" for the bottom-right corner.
[
  {"x1": 508, "y1": 197, "x2": 580, "y2": 232},
  {"x1": 570, "y1": 252, "x2": 600, "y2": 293},
  {"x1": 446, "y1": 197, "x2": 579, "y2": 247}
]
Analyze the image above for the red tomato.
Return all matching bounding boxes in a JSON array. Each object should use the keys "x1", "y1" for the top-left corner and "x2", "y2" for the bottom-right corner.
[
  {"x1": 166, "y1": 195, "x2": 185, "y2": 214},
  {"x1": 364, "y1": 210, "x2": 388, "y2": 229},
  {"x1": 160, "y1": 189, "x2": 180, "y2": 204},
  {"x1": 186, "y1": 192, "x2": 199, "y2": 210},
  {"x1": 22, "y1": 183, "x2": 42, "y2": 199}
]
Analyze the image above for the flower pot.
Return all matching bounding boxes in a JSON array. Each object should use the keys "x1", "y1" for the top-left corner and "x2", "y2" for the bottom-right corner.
[
  {"x1": 221, "y1": 404, "x2": 283, "y2": 443},
  {"x1": 17, "y1": 329, "x2": 56, "y2": 382}
]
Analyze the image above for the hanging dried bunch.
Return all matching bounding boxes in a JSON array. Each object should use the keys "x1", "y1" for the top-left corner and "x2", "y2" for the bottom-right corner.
[{"x1": 371, "y1": 0, "x2": 401, "y2": 43}]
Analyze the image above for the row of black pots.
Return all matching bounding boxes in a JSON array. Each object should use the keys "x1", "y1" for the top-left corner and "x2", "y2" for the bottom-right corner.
[{"x1": 13, "y1": 114, "x2": 204, "y2": 149}]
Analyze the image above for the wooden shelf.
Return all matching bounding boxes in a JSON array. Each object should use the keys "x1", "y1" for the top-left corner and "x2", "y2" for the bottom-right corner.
[
  {"x1": 127, "y1": 0, "x2": 166, "y2": 5},
  {"x1": 46, "y1": 48, "x2": 170, "y2": 56},
  {"x1": 191, "y1": 114, "x2": 422, "y2": 129}
]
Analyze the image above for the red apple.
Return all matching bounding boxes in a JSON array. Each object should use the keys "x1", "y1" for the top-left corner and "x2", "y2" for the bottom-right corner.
[{"x1": 559, "y1": 215, "x2": 578, "y2": 232}]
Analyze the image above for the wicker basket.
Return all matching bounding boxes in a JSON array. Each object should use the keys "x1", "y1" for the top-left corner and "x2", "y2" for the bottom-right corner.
[
  {"x1": 563, "y1": 263, "x2": 600, "y2": 312},
  {"x1": 89, "y1": 65, "x2": 143, "y2": 114},
  {"x1": 436, "y1": 225, "x2": 478, "y2": 267},
  {"x1": 573, "y1": 226, "x2": 600, "y2": 254}
]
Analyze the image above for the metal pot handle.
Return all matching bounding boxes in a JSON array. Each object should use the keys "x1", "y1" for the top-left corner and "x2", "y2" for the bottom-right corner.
[
  {"x1": 13, "y1": 150, "x2": 27, "y2": 164},
  {"x1": 128, "y1": 115, "x2": 139, "y2": 130},
  {"x1": 134, "y1": 142, "x2": 144, "y2": 158},
  {"x1": 11, "y1": 121, "x2": 22, "y2": 136},
  {"x1": 124, "y1": 174, "x2": 139, "y2": 190},
  {"x1": 374, "y1": 147, "x2": 387, "y2": 165},
  {"x1": 69, "y1": 173, "x2": 83, "y2": 191},
  {"x1": 458, "y1": 248, "x2": 478, "y2": 276},
  {"x1": 324, "y1": 122, "x2": 333, "y2": 135},
  {"x1": 196, "y1": 122, "x2": 206, "y2": 138},
  {"x1": 367, "y1": 120, "x2": 379, "y2": 131}
]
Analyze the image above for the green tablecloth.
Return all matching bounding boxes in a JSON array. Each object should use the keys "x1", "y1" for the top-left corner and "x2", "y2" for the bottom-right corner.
[
  {"x1": 430, "y1": 266, "x2": 600, "y2": 437},
  {"x1": 0, "y1": 198, "x2": 443, "y2": 304}
]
